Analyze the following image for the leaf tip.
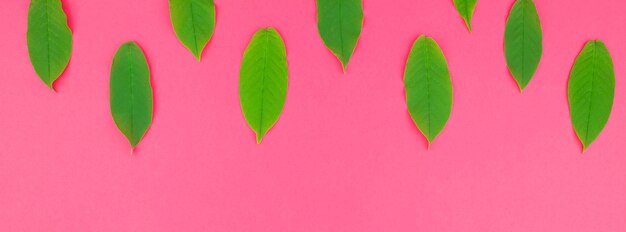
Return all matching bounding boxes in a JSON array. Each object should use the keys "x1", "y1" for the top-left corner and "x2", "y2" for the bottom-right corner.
[
  {"x1": 425, "y1": 135, "x2": 436, "y2": 150},
  {"x1": 338, "y1": 56, "x2": 350, "y2": 73},
  {"x1": 123, "y1": 40, "x2": 137, "y2": 47},
  {"x1": 515, "y1": 78, "x2": 528, "y2": 92},
  {"x1": 264, "y1": 27, "x2": 277, "y2": 33},
  {"x1": 47, "y1": 82, "x2": 57, "y2": 92},
  {"x1": 581, "y1": 141, "x2": 592, "y2": 153},
  {"x1": 255, "y1": 131, "x2": 265, "y2": 144},
  {"x1": 128, "y1": 137, "x2": 140, "y2": 150},
  {"x1": 464, "y1": 19, "x2": 473, "y2": 32}
]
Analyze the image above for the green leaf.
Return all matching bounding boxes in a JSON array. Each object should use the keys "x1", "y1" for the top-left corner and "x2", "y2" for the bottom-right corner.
[
  {"x1": 110, "y1": 42, "x2": 154, "y2": 148},
  {"x1": 504, "y1": 0, "x2": 542, "y2": 91},
  {"x1": 404, "y1": 36, "x2": 453, "y2": 146},
  {"x1": 239, "y1": 28, "x2": 288, "y2": 144},
  {"x1": 316, "y1": 0, "x2": 363, "y2": 71},
  {"x1": 169, "y1": 0, "x2": 216, "y2": 61},
  {"x1": 452, "y1": 0, "x2": 477, "y2": 31},
  {"x1": 568, "y1": 40, "x2": 615, "y2": 152},
  {"x1": 27, "y1": 0, "x2": 72, "y2": 90}
]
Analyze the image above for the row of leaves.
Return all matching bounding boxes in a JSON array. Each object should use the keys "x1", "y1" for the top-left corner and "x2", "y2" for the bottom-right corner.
[{"x1": 27, "y1": 0, "x2": 615, "y2": 152}]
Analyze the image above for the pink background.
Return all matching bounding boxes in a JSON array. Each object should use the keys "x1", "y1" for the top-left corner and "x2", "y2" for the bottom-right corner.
[{"x1": 1, "y1": 0, "x2": 625, "y2": 231}]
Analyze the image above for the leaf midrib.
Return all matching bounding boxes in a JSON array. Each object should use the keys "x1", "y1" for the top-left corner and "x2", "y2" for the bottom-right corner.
[
  {"x1": 424, "y1": 41, "x2": 432, "y2": 140},
  {"x1": 127, "y1": 45, "x2": 136, "y2": 144},
  {"x1": 189, "y1": 1, "x2": 200, "y2": 56},
  {"x1": 44, "y1": 0, "x2": 52, "y2": 85},
  {"x1": 464, "y1": 0, "x2": 471, "y2": 28},
  {"x1": 257, "y1": 30, "x2": 271, "y2": 138},
  {"x1": 338, "y1": 0, "x2": 345, "y2": 61},
  {"x1": 520, "y1": 0, "x2": 526, "y2": 84},
  {"x1": 583, "y1": 42, "x2": 598, "y2": 145}
]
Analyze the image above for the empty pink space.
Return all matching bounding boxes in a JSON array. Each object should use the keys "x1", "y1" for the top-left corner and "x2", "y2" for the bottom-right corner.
[{"x1": 1, "y1": 0, "x2": 625, "y2": 231}]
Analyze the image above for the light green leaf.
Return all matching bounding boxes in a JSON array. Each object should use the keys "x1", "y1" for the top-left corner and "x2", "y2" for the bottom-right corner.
[
  {"x1": 169, "y1": 0, "x2": 216, "y2": 61},
  {"x1": 568, "y1": 40, "x2": 615, "y2": 152},
  {"x1": 404, "y1": 36, "x2": 453, "y2": 146},
  {"x1": 316, "y1": 0, "x2": 363, "y2": 71},
  {"x1": 110, "y1": 42, "x2": 153, "y2": 148},
  {"x1": 452, "y1": 0, "x2": 477, "y2": 31},
  {"x1": 504, "y1": 0, "x2": 542, "y2": 91},
  {"x1": 27, "y1": 0, "x2": 72, "y2": 89},
  {"x1": 239, "y1": 28, "x2": 288, "y2": 144}
]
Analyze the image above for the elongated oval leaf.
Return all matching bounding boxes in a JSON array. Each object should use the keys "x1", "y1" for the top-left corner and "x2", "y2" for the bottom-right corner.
[
  {"x1": 316, "y1": 0, "x2": 363, "y2": 71},
  {"x1": 568, "y1": 40, "x2": 615, "y2": 152},
  {"x1": 404, "y1": 36, "x2": 453, "y2": 146},
  {"x1": 169, "y1": 0, "x2": 216, "y2": 61},
  {"x1": 504, "y1": 0, "x2": 542, "y2": 91},
  {"x1": 110, "y1": 42, "x2": 154, "y2": 148},
  {"x1": 452, "y1": 0, "x2": 478, "y2": 32},
  {"x1": 240, "y1": 28, "x2": 288, "y2": 144},
  {"x1": 27, "y1": 0, "x2": 72, "y2": 89}
]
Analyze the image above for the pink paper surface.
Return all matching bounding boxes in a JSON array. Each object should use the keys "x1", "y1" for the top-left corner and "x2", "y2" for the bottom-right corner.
[{"x1": 1, "y1": 0, "x2": 625, "y2": 231}]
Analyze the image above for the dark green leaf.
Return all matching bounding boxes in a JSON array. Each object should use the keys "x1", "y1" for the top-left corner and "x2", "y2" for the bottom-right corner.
[
  {"x1": 568, "y1": 40, "x2": 615, "y2": 152},
  {"x1": 316, "y1": 0, "x2": 363, "y2": 71},
  {"x1": 239, "y1": 28, "x2": 288, "y2": 144},
  {"x1": 504, "y1": 0, "x2": 542, "y2": 91},
  {"x1": 169, "y1": 0, "x2": 216, "y2": 60},
  {"x1": 110, "y1": 42, "x2": 153, "y2": 148},
  {"x1": 27, "y1": 0, "x2": 72, "y2": 89},
  {"x1": 404, "y1": 36, "x2": 453, "y2": 146},
  {"x1": 452, "y1": 0, "x2": 478, "y2": 31}
]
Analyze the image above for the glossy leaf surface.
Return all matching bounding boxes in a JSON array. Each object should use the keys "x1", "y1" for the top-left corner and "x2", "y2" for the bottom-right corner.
[
  {"x1": 452, "y1": 0, "x2": 478, "y2": 31},
  {"x1": 568, "y1": 40, "x2": 615, "y2": 151},
  {"x1": 27, "y1": 0, "x2": 72, "y2": 89},
  {"x1": 240, "y1": 28, "x2": 288, "y2": 144},
  {"x1": 316, "y1": 0, "x2": 363, "y2": 71},
  {"x1": 169, "y1": 0, "x2": 216, "y2": 60},
  {"x1": 504, "y1": 0, "x2": 542, "y2": 91},
  {"x1": 110, "y1": 42, "x2": 153, "y2": 148},
  {"x1": 404, "y1": 36, "x2": 453, "y2": 145}
]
